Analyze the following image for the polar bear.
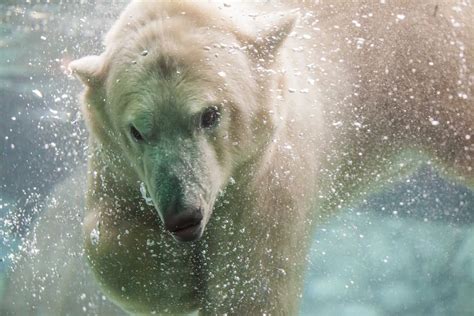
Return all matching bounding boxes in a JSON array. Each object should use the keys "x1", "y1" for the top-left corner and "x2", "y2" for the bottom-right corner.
[{"x1": 68, "y1": 1, "x2": 473, "y2": 314}]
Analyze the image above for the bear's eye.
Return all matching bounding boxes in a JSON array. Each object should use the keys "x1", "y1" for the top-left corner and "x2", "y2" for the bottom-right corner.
[
  {"x1": 200, "y1": 106, "x2": 220, "y2": 129},
  {"x1": 130, "y1": 125, "x2": 144, "y2": 143}
]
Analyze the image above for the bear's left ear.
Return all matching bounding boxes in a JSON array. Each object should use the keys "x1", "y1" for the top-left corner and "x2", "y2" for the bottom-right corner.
[
  {"x1": 69, "y1": 54, "x2": 106, "y2": 87},
  {"x1": 241, "y1": 12, "x2": 298, "y2": 61}
]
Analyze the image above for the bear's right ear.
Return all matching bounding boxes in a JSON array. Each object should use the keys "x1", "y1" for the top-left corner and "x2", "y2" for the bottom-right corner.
[
  {"x1": 69, "y1": 55, "x2": 105, "y2": 87},
  {"x1": 237, "y1": 12, "x2": 298, "y2": 63}
]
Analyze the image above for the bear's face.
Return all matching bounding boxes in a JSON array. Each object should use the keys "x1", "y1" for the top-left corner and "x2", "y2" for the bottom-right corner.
[
  {"x1": 106, "y1": 34, "x2": 260, "y2": 242},
  {"x1": 70, "y1": 5, "x2": 296, "y2": 242}
]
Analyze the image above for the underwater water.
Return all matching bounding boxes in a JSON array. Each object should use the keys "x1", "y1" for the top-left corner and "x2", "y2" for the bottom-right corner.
[{"x1": 0, "y1": 2, "x2": 473, "y2": 315}]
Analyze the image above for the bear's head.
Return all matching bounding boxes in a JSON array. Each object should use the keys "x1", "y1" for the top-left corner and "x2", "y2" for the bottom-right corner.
[{"x1": 69, "y1": 1, "x2": 296, "y2": 242}]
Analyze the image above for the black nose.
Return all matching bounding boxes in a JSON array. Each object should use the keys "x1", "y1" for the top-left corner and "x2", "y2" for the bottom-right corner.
[{"x1": 163, "y1": 206, "x2": 203, "y2": 242}]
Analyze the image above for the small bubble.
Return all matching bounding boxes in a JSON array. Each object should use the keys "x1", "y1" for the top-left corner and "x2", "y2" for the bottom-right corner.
[
  {"x1": 32, "y1": 89, "x2": 43, "y2": 98},
  {"x1": 146, "y1": 239, "x2": 155, "y2": 247},
  {"x1": 430, "y1": 118, "x2": 440, "y2": 126},
  {"x1": 396, "y1": 14, "x2": 406, "y2": 20}
]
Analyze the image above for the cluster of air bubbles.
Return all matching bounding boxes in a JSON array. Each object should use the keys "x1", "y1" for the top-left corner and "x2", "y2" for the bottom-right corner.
[
  {"x1": 90, "y1": 227, "x2": 100, "y2": 246},
  {"x1": 140, "y1": 182, "x2": 154, "y2": 206}
]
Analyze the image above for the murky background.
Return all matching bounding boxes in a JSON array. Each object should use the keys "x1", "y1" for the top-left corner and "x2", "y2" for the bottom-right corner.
[{"x1": 0, "y1": 2, "x2": 473, "y2": 315}]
